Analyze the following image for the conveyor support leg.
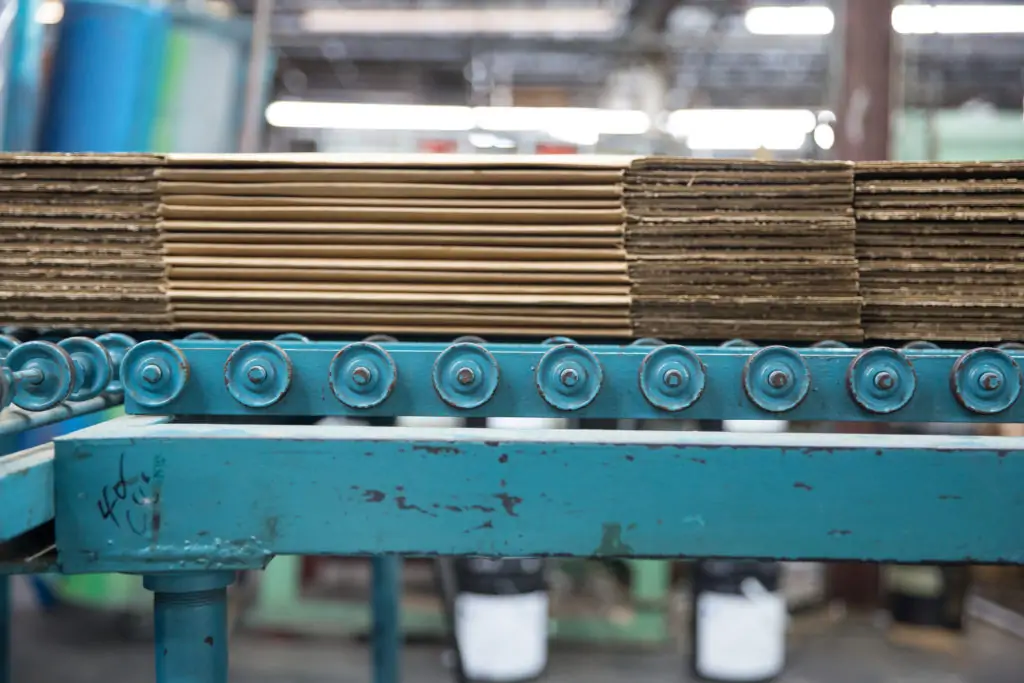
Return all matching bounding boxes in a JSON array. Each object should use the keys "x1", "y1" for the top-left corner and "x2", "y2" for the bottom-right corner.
[
  {"x1": 145, "y1": 572, "x2": 234, "y2": 683},
  {"x1": 372, "y1": 555, "x2": 402, "y2": 683}
]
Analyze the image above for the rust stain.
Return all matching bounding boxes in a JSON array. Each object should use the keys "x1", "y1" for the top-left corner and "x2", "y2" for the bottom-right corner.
[
  {"x1": 498, "y1": 454, "x2": 509, "y2": 464},
  {"x1": 467, "y1": 520, "x2": 494, "y2": 532},
  {"x1": 493, "y1": 493, "x2": 523, "y2": 517},
  {"x1": 939, "y1": 495, "x2": 962, "y2": 500},
  {"x1": 484, "y1": 441, "x2": 499, "y2": 447},
  {"x1": 469, "y1": 504, "x2": 496, "y2": 513},
  {"x1": 396, "y1": 496, "x2": 437, "y2": 517},
  {"x1": 500, "y1": 479, "x2": 506, "y2": 488},
  {"x1": 828, "y1": 529, "x2": 852, "y2": 536},
  {"x1": 363, "y1": 490, "x2": 386, "y2": 503},
  {"x1": 204, "y1": 636, "x2": 214, "y2": 646},
  {"x1": 413, "y1": 445, "x2": 460, "y2": 455},
  {"x1": 446, "y1": 505, "x2": 463, "y2": 513},
  {"x1": 690, "y1": 457, "x2": 706, "y2": 465},
  {"x1": 625, "y1": 455, "x2": 635, "y2": 462},
  {"x1": 265, "y1": 516, "x2": 279, "y2": 541},
  {"x1": 874, "y1": 450, "x2": 884, "y2": 457},
  {"x1": 793, "y1": 482, "x2": 813, "y2": 491}
]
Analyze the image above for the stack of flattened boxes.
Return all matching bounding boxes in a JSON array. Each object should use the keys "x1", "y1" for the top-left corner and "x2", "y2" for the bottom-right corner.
[
  {"x1": 624, "y1": 157, "x2": 862, "y2": 341},
  {"x1": 156, "y1": 154, "x2": 634, "y2": 338},
  {"x1": 855, "y1": 162, "x2": 1024, "y2": 342},
  {"x1": 0, "y1": 154, "x2": 171, "y2": 330}
]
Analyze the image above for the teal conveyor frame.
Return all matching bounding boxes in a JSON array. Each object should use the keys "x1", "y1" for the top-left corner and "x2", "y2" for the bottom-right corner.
[{"x1": 1, "y1": 333, "x2": 1023, "y2": 683}]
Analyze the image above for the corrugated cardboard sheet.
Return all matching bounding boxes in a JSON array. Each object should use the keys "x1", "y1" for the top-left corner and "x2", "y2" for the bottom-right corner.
[
  {"x1": 625, "y1": 158, "x2": 861, "y2": 341},
  {"x1": 855, "y1": 162, "x2": 1024, "y2": 341},
  {"x1": 158, "y1": 154, "x2": 634, "y2": 337},
  {"x1": 0, "y1": 154, "x2": 171, "y2": 330}
]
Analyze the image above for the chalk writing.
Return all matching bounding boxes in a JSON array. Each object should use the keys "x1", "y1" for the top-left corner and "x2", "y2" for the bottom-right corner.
[{"x1": 96, "y1": 453, "x2": 156, "y2": 536}]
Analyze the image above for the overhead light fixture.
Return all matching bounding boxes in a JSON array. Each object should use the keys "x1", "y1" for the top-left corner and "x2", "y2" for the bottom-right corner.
[
  {"x1": 667, "y1": 109, "x2": 816, "y2": 151},
  {"x1": 299, "y1": 7, "x2": 622, "y2": 35},
  {"x1": 265, "y1": 102, "x2": 476, "y2": 131},
  {"x1": 266, "y1": 102, "x2": 651, "y2": 137},
  {"x1": 35, "y1": 0, "x2": 64, "y2": 25},
  {"x1": 892, "y1": 3, "x2": 1024, "y2": 34},
  {"x1": 813, "y1": 123, "x2": 835, "y2": 150},
  {"x1": 744, "y1": 5, "x2": 835, "y2": 35}
]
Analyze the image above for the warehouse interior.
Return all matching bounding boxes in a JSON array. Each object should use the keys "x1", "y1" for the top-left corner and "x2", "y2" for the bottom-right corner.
[{"x1": 1, "y1": 1, "x2": 1024, "y2": 683}]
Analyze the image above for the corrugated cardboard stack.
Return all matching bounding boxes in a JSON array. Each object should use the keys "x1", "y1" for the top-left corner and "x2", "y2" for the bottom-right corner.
[
  {"x1": 855, "y1": 162, "x2": 1024, "y2": 341},
  {"x1": 0, "y1": 153, "x2": 171, "y2": 330},
  {"x1": 157, "y1": 154, "x2": 633, "y2": 337},
  {"x1": 624, "y1": 158, "x2": 861, "y2": 341}
]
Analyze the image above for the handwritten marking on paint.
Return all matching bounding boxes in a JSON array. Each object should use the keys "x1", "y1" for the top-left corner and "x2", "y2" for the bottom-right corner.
[{"x1": 96, "y1": 453, "x2": 157, "y2": 536}]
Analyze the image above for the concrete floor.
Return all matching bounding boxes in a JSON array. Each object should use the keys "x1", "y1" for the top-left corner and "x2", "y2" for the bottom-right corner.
[{"x1": 10, "y1": 595, "x2": 1024, "y2": 683}]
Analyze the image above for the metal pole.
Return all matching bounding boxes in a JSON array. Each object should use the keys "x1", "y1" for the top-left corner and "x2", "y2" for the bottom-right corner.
[
  {"x1": 0, "y1": 393, "x2": 122, "y2": 437},
  {"x1": 238, "y1": 0, "x2": 274, "y2": 153},
  {"x1": 834, "y1": 0, "x2": 894, "y2": 161},
  {"x1": 371, "y1": 556, "x2": 402, "y2": 683},
  {"x1": 2, "y1": 0, "x2": 43, "y2": 151},
  {"x1": 145, "y1": 572, "x2": 234, "y2": 683}
]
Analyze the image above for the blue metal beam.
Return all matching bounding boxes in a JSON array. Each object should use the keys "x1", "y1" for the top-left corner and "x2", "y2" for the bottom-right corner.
[
  {"x1": 124, "y1": 342, "x2": 1024, "y2": 424},
  {"x1": 53, "y1": 418, "x2": 1024, "y2": 573},
  {"x1": 0, "y1": 443, "x2": 53, "y2": 543}
]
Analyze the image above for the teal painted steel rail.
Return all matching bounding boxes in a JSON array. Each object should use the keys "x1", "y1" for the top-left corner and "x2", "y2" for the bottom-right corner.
[{"x1": 53, "y1": 418, "x2": 1024, "y2": 573}]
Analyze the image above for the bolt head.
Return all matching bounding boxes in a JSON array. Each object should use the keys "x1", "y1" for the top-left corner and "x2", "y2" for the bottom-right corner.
[
  {"x1": 874, "y1": 371, "x2": 895, "y2": 391},
  {"x1": 456, "y1": 366, "x2": 476, "y2": 386},
  {"x1": 246, "y1": 365, "x2": 268, "y2": 384},
  {"x1": 352, "y1": 365, "x2": 372, "y2": 386},
  {"x1": 560, "y1": 367, "x2": 580, "y2": 387},
  {"x1": 140, "y1": 363, "x2": 163, "y2": 384},
  {"x1": 663, "y1": 368, "x2": 684, "y2": 388},
  {"x1": 767, "y1": 370, "x2": 789, "y2": 389},
  {"x1": 979, "y1": 371, "x2": 1002, "y2": 392}
]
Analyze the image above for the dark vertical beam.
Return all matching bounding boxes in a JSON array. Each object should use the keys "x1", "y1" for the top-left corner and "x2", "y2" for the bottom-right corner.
[{"x1": 835, "y1": 0, "x2": 894, "y2": 161}]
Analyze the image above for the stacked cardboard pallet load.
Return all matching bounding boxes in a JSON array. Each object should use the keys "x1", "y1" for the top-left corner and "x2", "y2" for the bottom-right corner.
[
  {"x1": 624, "y1": 157, "x2": 861, "y2": 341},
  {"x1": 855, "y1": 162, "x2": 1024, "y2": 341},
  {"x1": 0, "y1": 153, "x2": 171, "y2": 330},
  {"x1": 157, "y1": 154, "x2": 633, "y2": 337}
]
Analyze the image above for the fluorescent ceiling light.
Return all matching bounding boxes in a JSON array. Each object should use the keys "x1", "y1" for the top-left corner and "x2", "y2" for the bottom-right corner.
[
  {"x1": 892, "y1": 3, "x2": 1024, "y2": 34},
  {"x1": 35, "y1": 0, "x2": 63, "y2": 24},
  {"x1": 265, "y1": 102, "x2": 475, "y2": 131},
  {"x1": 813, "y1": 123, "x2": 835, "y2": 150},
  {"x1": 266, "y1": 102, "x2": 651, "y2": 137},
  {"x1": 744, "y1": 5, "x2": 834, "y2": 35},
  {"x1": 299, "y1": 7, "x2": 621, "y2": 35},
  {"x1": 474, "y1": 107, "x2": 650, "y2": 136},
  {"x1": 667, "y1": 109, "x2": 816, "y2": 151}
]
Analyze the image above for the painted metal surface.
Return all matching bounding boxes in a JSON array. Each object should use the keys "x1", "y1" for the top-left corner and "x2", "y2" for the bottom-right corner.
[
  {"x1": 124, "y1": 341, "x2": 1024, "y2": 423},
  {"x1": 0, "y1": 443, "x2": 53, "y2": 543},
  {"x1": 53, "y1": 418, "x2": 1024, "y2": 573},
  {"x1": 122, "y1": 341, "x2": 190, "y2": 409},
  {"x1": 371, "y1": 556, "x2": 401, "y2": 683},
  {"x1": 432, "y1": 343, "x2": 499, "y2": 410},
  {"x1": 146, "y1": 572, "x2": 233, "y2": 683},
  {"x1": 223, "y1": 341, "x2": 292, "y2": 408},
  {"x1": 4, "y1": 341, "x2": 74, "y2": 411},
  {"x1": 0, "y1": 394, "x2": 122, "y2": 438},
  {"x1": 58, "y1": 337, "x2": 113, "y2": 402}
]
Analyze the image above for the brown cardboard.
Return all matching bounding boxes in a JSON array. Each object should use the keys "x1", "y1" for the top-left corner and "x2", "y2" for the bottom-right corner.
[
  {"x1": 158, "y1": 181, "x2": 621, "y2": 199},
  {"x1": 161, "y1": 220, "x2": 621, "y2": 235},
  {"x1": 159, "y1": 204, "x2": 622, "y2": 224},
  {"x1": 165, "y1": 242, "x2": 622, "y2": 261}
]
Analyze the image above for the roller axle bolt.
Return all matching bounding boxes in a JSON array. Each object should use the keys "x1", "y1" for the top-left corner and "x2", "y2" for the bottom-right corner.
[
  {"x1": 141, "y1": 364, "x2": 163, "y2": 384},
  {"x1": 767, "y1": 370, "x2": 789, "y2": 389},
  {"x1": 874, "y1": 371, "x2": 895, "y2": 391},
  {"x1": 247, "y1": 365, "x2": 268, "y2": 385},
  {"x1": 351, "y1": 366, "x2": 372, "y2": 386},
  {"x1": 560, "y1": 367, "x2": 580, "y2": 388},
  {"x1": 456, "y1": 366, "x2": 476, "y2": 386},
  {"x1": 663, "y1": 368, "x2": 684, "y2": 388},
  {"x1": 979, "y1": 371, "x2": 1002, "y2": 391}
]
